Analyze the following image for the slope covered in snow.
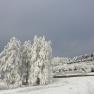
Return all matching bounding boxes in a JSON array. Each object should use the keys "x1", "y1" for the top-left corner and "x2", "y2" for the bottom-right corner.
[{"x1": 0, "y1": 77, "x2": 94, "y2": 94}]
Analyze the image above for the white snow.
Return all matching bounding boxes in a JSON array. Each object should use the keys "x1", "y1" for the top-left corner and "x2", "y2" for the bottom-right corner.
[
  {"x1": 0, "y1": 36, "x2": 94, "y2": 94},
  {"x1": 0, "y1": 76, "x2": 94, "y2": 94}
]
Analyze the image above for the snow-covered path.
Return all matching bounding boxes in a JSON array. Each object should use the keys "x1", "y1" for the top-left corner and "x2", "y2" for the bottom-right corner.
[{"x1": 0, "y1": 77, "x2": 94, "y2": 94}]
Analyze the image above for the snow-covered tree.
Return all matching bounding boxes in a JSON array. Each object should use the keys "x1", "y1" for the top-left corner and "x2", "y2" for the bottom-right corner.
[
  {"x1": 51, "y1": 57, "x2": 70, "y2": 66},
  {"x1": 0, "y1": 36, "x2": 53, "y2": 87},
  {"x1": 29, "y1": 36, "x2": 52, "y2": 85},
  {"x1": 0, "y1": 37, "x2": 22, "y2": 88},
  {"x1": 21, "y1": 40, "x2": 32, "y2": 85}
]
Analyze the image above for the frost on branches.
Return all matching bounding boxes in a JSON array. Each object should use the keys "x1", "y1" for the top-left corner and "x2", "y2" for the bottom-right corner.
[
  {"x1": 0, "y1": 37, "x2": 22, "y2": 88},
  {"x1": 21, "y1": 40, "x2": 32, "y2": 85},
  {"x1": 0, "y1": 36, "x2": 52, "y2": 88},
  {"x1": 29, "y1": 36, "x2": 52, "y2": 85}
]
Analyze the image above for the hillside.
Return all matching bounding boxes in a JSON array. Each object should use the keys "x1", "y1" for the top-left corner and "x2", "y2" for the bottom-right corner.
[{"x1": 52, "y1": 53, "x2": 94, "y2": 77}]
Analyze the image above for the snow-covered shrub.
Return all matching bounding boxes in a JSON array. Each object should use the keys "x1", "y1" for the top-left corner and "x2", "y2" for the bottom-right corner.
[
  {"x1": 29, "y1": 36, "x2": 52, "y2": 85},
  {"x1": 51, "y1": 57, "x2": 70, "y2": 66},
  {"x1": 0, "y1": 37, "x2": 22, "y2": 88}
]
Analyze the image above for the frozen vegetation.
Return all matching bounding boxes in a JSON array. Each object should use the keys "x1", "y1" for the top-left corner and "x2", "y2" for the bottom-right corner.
[
  {"x1": 52, "y1": 55, "x2": 94, "y2": 76},
  {"x1": 0, "y1": 36, "x2": 94, "y2": 94},
  {"x1": 0, "y1": 36, "x2": 52, "y2": 88}
]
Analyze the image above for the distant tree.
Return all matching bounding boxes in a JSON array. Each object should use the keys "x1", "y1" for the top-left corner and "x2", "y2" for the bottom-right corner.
[{"x1": 91, "y1": 53, "x2": 93, "y2": 58}]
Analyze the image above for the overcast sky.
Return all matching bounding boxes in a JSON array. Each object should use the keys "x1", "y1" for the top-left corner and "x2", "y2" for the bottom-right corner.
[{"x1": 0, "y1": 0, "x2": 94, "y2": 57}]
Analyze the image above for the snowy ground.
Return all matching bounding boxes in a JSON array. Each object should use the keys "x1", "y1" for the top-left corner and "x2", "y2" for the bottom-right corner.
[{"x1": 0, "y1": 76, "x2": 94, "y2": 94}]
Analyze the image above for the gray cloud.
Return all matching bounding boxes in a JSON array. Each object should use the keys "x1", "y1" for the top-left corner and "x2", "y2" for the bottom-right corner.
[{"x1": 0, "y1": 0, "x2": 94, "y2": 57}]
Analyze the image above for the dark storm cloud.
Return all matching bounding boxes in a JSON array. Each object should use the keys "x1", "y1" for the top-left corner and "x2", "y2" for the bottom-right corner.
[{"x1": 0, "y1": 0, "x2": 94, "y2": 57}]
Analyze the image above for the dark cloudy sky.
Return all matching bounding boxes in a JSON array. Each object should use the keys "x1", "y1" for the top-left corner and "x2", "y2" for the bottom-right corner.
[{"x1": 0, "y1": 0, "x2": 94, "y2": 57}]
